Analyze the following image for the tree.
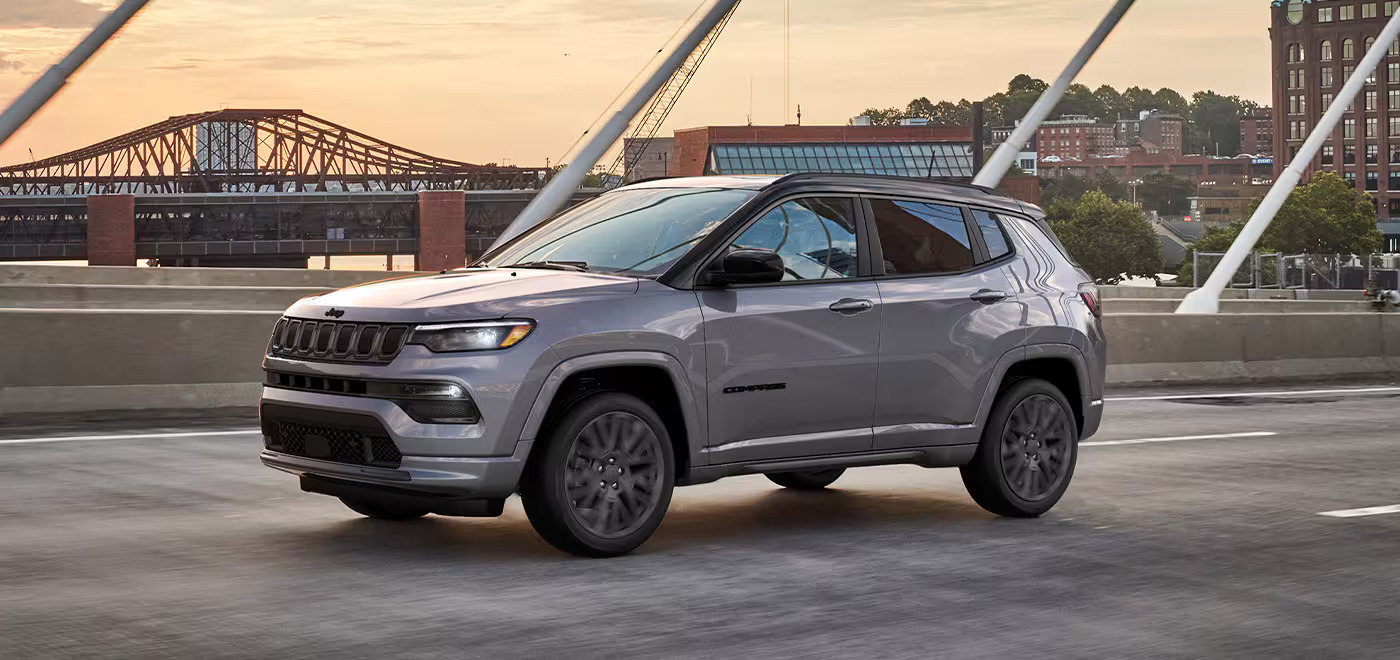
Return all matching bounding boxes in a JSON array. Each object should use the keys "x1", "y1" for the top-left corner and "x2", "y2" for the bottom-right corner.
[
  {"x1": 1178, "y1": 171, "x2": 1384, "y2": 282},
  {"x1": 1153, "y1": 88, "x2": 1190, "y2": 116},
  {"x1": 1008, "y1": 74, "x2": 1049, "y2": 94},
  {"x1": 1042, "y1": 172, "x2": 1130, "y2": 206},
  {"x1": 850, "y1": 107, "x2": 902, "y2": 125},
  {"x1": 1093, "y1": 84, "x2": 1128, "y2": 120},
  {"x1": 1186, "y1": 91, "x2": 1251, "y2": 156},
  {"x1": 1045, "y1": 190, "x2": 1163, "y2": 283},
  {"x1": 1135, "y1": 171, "x2": 1191, "y2": 215},
  {"x1": 1122, "y1": 86, "x2": 1158, "y2": 115}
]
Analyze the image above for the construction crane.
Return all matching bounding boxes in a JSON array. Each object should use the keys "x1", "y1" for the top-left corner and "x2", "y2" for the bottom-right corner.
[{"x1": 600, "y1": 0, "x2": 743, "y2": 188}]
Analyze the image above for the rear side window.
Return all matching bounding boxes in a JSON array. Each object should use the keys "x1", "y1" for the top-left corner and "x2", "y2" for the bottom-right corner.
[
  {"x1": 869, "y1": 199, "x2": 974, "y2": 275},
  {"x1": 970, "y1": 210, "x2": 1012, "y2": 262}
]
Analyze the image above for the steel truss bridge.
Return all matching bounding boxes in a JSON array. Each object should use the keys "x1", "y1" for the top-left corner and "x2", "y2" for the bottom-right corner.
[{"x1": 0, "y1": 109, "x2": 564, "y2": 262}]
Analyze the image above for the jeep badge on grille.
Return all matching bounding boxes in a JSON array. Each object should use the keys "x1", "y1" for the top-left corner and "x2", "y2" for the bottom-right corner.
[{"x1": 324, "y1": 308, "x2": 346, "y2": 318}]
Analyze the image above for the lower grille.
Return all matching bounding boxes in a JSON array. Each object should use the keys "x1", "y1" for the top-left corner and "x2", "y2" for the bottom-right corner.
[{"x1": 261, "y1": 404, "x2": 403, "y2": 468}]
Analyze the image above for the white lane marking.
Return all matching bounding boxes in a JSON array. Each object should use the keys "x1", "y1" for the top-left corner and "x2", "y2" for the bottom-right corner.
[
  {"x1": 0, "y1": 429, "x2": 261, "y2": 446},
  {"x1": 1108, "y1": 386, "x2": 1400, "y2": 402},
  {"x1": 1318, "y1": 504, "x2": 1400, "y2": 518},
  {"x1": 1082, "y1": 431, "x2": 1277, "y2": 447}
]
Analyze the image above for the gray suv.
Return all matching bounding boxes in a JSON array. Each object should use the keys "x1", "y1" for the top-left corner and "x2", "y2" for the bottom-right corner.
[{"x1": 260, "y1": 174, "x2": 1106, "y2": 557}]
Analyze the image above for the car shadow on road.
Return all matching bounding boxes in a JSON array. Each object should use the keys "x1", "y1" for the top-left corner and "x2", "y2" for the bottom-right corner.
[{"x1": 270, "y1": 486, "x2": 1002, "y2": 562}]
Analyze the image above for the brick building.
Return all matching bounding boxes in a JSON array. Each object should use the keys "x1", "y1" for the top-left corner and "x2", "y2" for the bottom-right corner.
[
  {"x1": 1115, "y1": 111, "x2": 1186, "y2": 156},
  {"x1": 1272, "y1": 0, "x2": 1400, "y2": 247},
  {"x1": 1240, "y1": 108, "x2": 1275, "y2": 156},
  {"x1": 1036, "y1": 115, "x2": 1118, "y2": 161},
  {"x1": 621, "y1": 137, "x2": 674, "y2": 183}
]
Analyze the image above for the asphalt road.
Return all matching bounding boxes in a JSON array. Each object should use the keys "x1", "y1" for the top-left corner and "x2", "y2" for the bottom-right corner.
[{"x1": 3, "y1": 384, "x2": 1400, "y2": 658}]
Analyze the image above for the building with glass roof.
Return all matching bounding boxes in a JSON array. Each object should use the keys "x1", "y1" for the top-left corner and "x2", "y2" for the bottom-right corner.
[{"x1": 669, "y1": 125, "x2": 976, "y2": 180}]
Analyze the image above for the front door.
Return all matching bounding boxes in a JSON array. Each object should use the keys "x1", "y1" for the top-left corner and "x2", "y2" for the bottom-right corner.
[{"x1": 698, "y1": 196, "x2": 881, "y2": 464}]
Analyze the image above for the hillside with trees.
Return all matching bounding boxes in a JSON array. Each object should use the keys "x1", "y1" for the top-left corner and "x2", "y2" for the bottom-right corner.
[{"x1": 852, "y1": 76, "x2": 1263, "y2": 157}]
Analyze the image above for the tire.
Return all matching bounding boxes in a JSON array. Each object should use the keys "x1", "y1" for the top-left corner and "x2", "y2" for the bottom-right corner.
[
  {"x1": 960, "y1": 378, "x2": 1078, "y2": 518},
  {"x1": 765, "y1": 468, "x2": 846, "y2": 490},
  {"x1": 340, "y1": 497, "x2": 430, "y2": 521},
  {"x1": 520, "y1": 392, "x2": 676, "y2": 558}
]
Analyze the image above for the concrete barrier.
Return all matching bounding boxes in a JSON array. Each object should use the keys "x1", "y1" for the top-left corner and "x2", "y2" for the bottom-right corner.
[
  {"x1": 0, "y1": 264, "x2": 425, "y2": 288},
  {"x1": 1101, "y1": 285, "x2": 1365, "y2": 302},
  {"x1": 0, "y1": 284, "x2": 327, "y2": 310},
  {"x1": 0, "y1": 309, "x2": 278, "y2": 414},
  {"x1": 1105, "y1": 313, "x2": 1399, "y2": 386},
  {"x1": 1106, "y1": 298, "x2": 1375, "y2": 314},
  {"x1": 4, "y1": 302, "x2": 1398, "y2": 415}
]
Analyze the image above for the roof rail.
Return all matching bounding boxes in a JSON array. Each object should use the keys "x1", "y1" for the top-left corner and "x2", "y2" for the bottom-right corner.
[{"x1": 773, "y1": 172, "x2": 1003, "y2": 196}]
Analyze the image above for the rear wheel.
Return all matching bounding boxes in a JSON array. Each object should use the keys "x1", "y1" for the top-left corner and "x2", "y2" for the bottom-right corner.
[
  {"x1": 340, "y1": 497, "x2": 430, "y2": 521},
  {"x1": 960, "y1": 379, "x2": 1078, "y2": 518},
  {"x1": 765, "y1": 468, "x2": 846, "y2": 490},
  {"x1": 520, "y1": 392, "x2": 675, "y2": 558}
]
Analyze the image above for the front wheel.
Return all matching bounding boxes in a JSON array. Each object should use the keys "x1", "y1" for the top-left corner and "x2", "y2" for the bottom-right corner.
[
  {"x1": 960, "y1": 379, "x2": 1078, "y2": 518},
  {"x1": 766, "y1": 468, "x2": 846, "y2": 490},
  {"x1": 520, "y1": 392, "x2": 675, "y2": 558}
]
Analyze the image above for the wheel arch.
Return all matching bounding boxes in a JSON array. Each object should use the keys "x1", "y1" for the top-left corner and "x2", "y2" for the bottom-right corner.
[
  {"x1": 975, "y1": 344, "x2": 1091, "y2": 434},
  {"x1": 519, "y1": 351, "x2": 703, "y2": 480}
]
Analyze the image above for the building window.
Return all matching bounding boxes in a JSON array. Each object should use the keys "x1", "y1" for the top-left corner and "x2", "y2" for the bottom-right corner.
[
  {"x1": 1324, "y1": 92, "x2": 1336, "y2": 108},
  {"x1": 1322, "y1": 40, "x2": 1334, "y2": 61},
  {"x1": 1345, "y1": 171, "x2": 1358, "y2": 185},
  {"x1": 1344, "y1": 38, "x2": 1357, "y2": 60},
  {"x1": 1365, "y1": 3, "x2": 1378, "y2": 19},
  {"x1": 1323, "y1": 144, "x2": 1336, "y2": 165},
  {"x1": 1390, "y1": 89, "x2": 1400, "y2": 109},
  {"x1": 1390, "y1": 116, "x2": 1400, "y2": 136},
  {"x1": 1368, "y1": 144, "x2": 1381, "y2": 164},
  {"x1": 1320, "y1": 6, "x2": 1335, "y2": 21},
  {"x1": 1367, "y1": 170, "x2": 1379, "y2": 190},
  {"x1": 1391, "y1": 170, "x2": 1400, "y2": 190},
  {"x1": 1345, "y1": 65, "x2": 1357, "y2": 82},
  {"x1": 1345, "y1": 118, "x2": 1357, "y2": 139},
  {"x1": 1368, "y1": 117, "x2": 1379, "y2": 137},
  {"x1": 1392, "y1": 145, "x2": 1400, "y2": 163},
  {"x1": 1368, "y1": 89, "x2": 1379, "y2": 110},
  {"x1": 1322, "y1": 67, "x2": 1335, "y2": 87},
  {"x1": 1389, "y1": 1, "x2": 1399, "y2": 17},
  {"x1": 1342, "y1": 5, "x2": 1356, "y2": 20},
  {"x1": 1288, "y1": 43, "x2": 1301, "y2": 63}
]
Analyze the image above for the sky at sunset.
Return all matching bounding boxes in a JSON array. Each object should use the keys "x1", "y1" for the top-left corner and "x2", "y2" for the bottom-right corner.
[{"x1": 0, "y1": 0, "x2": 1271, "y2": 169}]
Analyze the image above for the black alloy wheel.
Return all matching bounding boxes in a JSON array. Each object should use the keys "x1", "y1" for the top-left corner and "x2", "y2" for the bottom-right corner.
[
  {"x1": 521, "y1": 392, "x2": 675, "y2": 557},
  {"x1": 563, "y1": 411, "x2": 667, "y2": 539},
  {"x1": 961, "y1": 378, "x2": 1079, "y2": 518}
]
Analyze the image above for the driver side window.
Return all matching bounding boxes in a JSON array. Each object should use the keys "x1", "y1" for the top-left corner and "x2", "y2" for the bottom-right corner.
[{"x1": 730, "y1": 197, "x2": 859, "y2": 281}]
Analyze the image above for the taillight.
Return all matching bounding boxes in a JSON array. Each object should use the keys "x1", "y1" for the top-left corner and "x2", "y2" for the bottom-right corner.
[{"x1": 1079, "y1": 284, "x2": 1101, "y2": 318}]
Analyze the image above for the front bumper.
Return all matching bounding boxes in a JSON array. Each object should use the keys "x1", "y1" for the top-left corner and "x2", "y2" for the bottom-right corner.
[{"x1": 258, "y1": 386, "x2": 532, "y2": 499}]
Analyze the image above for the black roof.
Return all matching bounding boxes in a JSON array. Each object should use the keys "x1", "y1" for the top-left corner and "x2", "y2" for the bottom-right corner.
[{"x1": 621, "y1": 173, "x2": 1035, "y2": 216}]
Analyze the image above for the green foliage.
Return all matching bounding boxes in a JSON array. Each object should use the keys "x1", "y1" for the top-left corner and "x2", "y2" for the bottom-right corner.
[
  {"x1": 1042, "y1": 172, "x2": 1129, "y2": 207},
  {"x1": 850, "y1": 76, "x2": 1264, "y2": 156},
  {"x1": 1177, "y1": 171, "x2": 1384, "y2": 282},
  {"x1": 1135, "y1": 171, "x2": 1191, "y2": 215},
  {"x1": 1046, "y1": 190, "x2": 1163, "y2": 284}
]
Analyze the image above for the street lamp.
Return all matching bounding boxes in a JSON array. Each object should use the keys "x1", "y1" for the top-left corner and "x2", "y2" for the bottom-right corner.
[{"x1": 1129, "y1": 179, "x2": 1144, "y2": 206}]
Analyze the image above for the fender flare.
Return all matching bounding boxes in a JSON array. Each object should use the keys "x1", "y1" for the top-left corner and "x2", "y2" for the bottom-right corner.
[
  {"x1": 517, "y1": 351, "x2": 704, "y2": 462},
  {"x1": 971, "y1": 344, "x2": 1090, "y2": 432}
]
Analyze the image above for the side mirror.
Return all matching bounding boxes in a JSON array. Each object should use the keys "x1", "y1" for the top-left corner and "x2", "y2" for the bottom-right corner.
[{"x1": 703, "y1": 249, "x2": 785, "y2": 286}]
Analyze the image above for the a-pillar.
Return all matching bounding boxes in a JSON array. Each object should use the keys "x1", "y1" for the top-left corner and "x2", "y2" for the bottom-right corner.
[
  {"x1": 86, "y1": 195, "x2": 136, "y2": 266},
  {"x1": 416, "y1": 190, "x2": 466, "y2": 272}
]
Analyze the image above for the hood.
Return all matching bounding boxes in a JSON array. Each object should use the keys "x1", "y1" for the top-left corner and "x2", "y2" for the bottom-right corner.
[{"x1": 283, "y1": 268, "x2": 641, "y2": 323}]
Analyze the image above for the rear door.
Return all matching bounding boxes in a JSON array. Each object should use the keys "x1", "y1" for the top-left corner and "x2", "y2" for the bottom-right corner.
[
  {"x1": 866, "y1": 198, "x2": 1026, "y2": 450},
  {"x1": 697, "y1": 196, "x2": 882, "y2": 464}
]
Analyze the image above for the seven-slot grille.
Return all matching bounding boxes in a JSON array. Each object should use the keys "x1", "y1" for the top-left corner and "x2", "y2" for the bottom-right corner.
[{"x1": 268, "y1": 317, "x2": 411, "y2": 365}]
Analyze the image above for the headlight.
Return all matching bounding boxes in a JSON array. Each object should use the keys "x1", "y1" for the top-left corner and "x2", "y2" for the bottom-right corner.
[{"x1": 408, "y1": 320, "x2": 534, "y2": 353}]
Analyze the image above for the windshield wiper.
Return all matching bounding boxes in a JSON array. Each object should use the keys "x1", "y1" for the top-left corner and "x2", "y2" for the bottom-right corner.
[{"x1": 504, "y1": 260, "x2": 590, "y2": 272}]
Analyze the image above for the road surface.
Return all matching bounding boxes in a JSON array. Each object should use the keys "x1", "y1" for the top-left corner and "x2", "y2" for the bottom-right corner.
[{"x1": 2, "y1": 384, "x2": 1399, "y2": 658}]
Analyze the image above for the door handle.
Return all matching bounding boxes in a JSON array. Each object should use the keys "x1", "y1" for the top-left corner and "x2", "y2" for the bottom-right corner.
[
  {"x1": 970, "y1": 289, "x2": 1009, "y2": 305},
  {"x1": 829, "y1": 298, "x2": 875, "y2": 315}
]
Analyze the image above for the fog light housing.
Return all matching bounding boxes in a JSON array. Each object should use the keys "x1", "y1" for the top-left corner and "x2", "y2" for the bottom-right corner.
[{"x1": 396, "y1": 398, "x2": 481, "y2": 425}]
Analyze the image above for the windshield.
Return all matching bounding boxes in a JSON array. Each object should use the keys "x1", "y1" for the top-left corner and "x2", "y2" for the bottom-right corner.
[{"x1": 484, "y1": 187, "x2": 757, "y2": 276}]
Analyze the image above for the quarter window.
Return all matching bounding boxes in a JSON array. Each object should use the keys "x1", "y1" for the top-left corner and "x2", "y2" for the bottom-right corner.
[
  {"x1": 869, "y1": 199, "x2": 975, "y2": 276},
  {"x1": 971, "y1": 210, "x2": 1012, "y2": 262},
  {"x1": 731, "y1": 198, "x2": 859, "y2": 281}
]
